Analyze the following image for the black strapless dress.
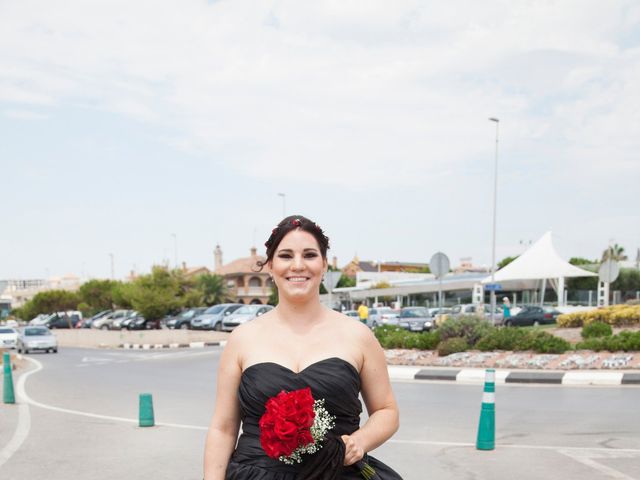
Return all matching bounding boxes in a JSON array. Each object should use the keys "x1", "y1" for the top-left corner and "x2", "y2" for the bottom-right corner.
[{"x1": 226, "y1": 357, "x2": 403, "y2": 480}]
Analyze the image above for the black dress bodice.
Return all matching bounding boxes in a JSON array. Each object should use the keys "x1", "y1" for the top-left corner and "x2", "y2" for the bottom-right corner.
[{"x1": 225, "y1": 357, "x2": 402, "y2": 480}]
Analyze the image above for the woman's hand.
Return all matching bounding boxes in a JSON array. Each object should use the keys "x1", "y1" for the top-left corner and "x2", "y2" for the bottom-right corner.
[{"x1": 341, "y1": 434, "x2": 364, "y2": 466}]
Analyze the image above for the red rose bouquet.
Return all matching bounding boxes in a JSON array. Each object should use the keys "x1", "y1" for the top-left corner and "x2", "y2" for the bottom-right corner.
[{"x1": 259, "y1": 387, "x2": 335, "y2": 465}]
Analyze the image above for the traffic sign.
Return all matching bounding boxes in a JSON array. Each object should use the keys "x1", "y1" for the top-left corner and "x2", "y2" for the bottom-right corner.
[
  {"x1": 484, "y1": 283, "x2": 503, "y2": 291},
  {"x1": 322, "y1": 271, "x2": 342, "y2": 292},
  {"x1": 598, "y1": 260, "x2": 619, "y2": 284},
  {"x1": 429, "y1": 252, "x2": 450, "y2": 279}
]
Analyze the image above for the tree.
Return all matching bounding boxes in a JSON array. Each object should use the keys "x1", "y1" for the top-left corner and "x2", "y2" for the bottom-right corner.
[
  {"x1": 117, "y1": 266, "x2": 184, "y2": 320},
  {"x1": 336, "y1": 275, "x2": 356, "y2": 288},
  {"x1": 18, "y1": 290, "x2": 81, "y2": 320},
  {"x1": 195, "y1": 273, "x2": 228, "y2": 306},
  {"x1": 78, "y1": 279, "x2": 120, "y2": 315},
  {"x1": 497, "y1": 256, "x2": 518, "y2": 269},
  {"x1": 602, "y1": 244, "x2": 628, "y2": 262},
  {"x1": 569, "y1": 257, "x2": 597, "y2": 266}
]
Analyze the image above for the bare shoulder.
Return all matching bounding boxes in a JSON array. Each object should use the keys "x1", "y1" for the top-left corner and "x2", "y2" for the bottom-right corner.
[{"x1": 328, "y1": 310, "x2": 376, "y2": 346}]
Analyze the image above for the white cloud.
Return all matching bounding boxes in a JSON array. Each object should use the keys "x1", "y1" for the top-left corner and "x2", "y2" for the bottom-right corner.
[{"x1": 1, "y1": 0, "x2": 638, "y2": 190}]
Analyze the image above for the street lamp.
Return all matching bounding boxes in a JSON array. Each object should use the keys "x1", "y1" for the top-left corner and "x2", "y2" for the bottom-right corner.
[
  {"x1": 277, "y1": 193, "x2": 286, "y2": 218},
  {"x1": 489, "y1": 117, "x2": 500, "y2": 324},
  {"x1": 171, "y1": 233, "x2": 178, "y2": 270}
]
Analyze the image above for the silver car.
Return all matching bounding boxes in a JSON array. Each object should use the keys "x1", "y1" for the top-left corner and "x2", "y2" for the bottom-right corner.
[
  {"x1": 17, "y1": 326, "x2": 58, "y2": 354},
  {"x1": 222, "y1": 305, "x2": 273, "y2": 332},
  {"x1": 367, "y1": 307, "x2": 399, "y2": 328},
  {"x1": 191, "y1": 304, "x2": 244, "y2": 331},
  {"x1": 0, "y1": 327, "x2": 18, "y2": 349}
]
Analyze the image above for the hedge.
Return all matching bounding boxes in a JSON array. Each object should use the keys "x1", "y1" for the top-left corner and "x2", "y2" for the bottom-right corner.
[
  {"x1": 557, "y1": 305, "x2": 640, "y2": 327},
  {"x1": 575, "y1": 331, "x2": 640, "y2": 352}
]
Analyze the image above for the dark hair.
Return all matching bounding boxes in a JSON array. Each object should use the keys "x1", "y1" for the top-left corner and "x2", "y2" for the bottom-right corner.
[{"x1": 256, "y1": 215, "x2": 330, "y2": 270}]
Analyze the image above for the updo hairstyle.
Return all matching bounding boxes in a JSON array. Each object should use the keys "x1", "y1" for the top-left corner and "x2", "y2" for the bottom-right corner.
[{"x1": 256, "y1": 215, "x2": 330, "y2": 271}]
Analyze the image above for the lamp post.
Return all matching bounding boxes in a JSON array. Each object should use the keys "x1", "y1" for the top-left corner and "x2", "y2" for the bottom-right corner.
[
  {"x1": 488, "y1": 117, "x2": 500, "y2": 325},
  {"x1": 277, "y1": 193, "x2": 286, "y2": 218},
  {"x1": 171, "y1": 233, "x2": 178, "y2": 270}
]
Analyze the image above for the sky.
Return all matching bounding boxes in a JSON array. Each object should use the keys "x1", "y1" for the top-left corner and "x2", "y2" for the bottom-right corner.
[{"x1": 1, "y1": 0, "x2": 639, "y2": 280}]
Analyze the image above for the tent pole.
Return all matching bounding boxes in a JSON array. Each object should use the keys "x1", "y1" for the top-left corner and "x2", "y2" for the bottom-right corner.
[{"x1": 540, "y1": 278, "x2": 547, "y2": 307}]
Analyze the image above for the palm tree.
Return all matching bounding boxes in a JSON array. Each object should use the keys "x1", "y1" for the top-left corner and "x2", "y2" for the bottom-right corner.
[
  {"x1": 196, "y1": 274, "x2": 228, "y2": 305},
  {"x1": 601, "y1": 244, "x2": 628, "y2": 262}
]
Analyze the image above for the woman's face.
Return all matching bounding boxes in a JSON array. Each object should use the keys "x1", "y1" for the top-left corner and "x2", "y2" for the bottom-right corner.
[{"x1": 269, "y1": 229, "x2": 327, "y2": 302}]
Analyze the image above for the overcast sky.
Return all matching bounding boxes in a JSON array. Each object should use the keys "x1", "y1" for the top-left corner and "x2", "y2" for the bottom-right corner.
[{"x1": 1, "y1": 0, "x2": 639, "y2": 280}]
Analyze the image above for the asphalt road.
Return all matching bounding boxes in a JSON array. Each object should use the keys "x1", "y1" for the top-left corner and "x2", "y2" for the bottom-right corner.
[{"x1": 1, "y1": 347, "x2": 639, "y2": 480}]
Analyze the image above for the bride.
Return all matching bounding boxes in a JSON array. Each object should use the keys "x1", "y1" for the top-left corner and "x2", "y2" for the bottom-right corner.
[{"x1": 204, "y1": 215, "x2": 402, "y2": 480}]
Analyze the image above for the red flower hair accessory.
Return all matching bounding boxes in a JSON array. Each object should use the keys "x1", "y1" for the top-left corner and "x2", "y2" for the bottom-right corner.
[{"x1": 291, "y1": 218, "x2": 302, "y2": 227}]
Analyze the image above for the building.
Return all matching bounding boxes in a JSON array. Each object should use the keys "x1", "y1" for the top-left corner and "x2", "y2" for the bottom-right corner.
[
  {"x1": 214, "y1": 246, "x2": 272, "y2": 305},
  {"x1": 0, "y1": 275, "x2": 82, "y2": 309},
  {"x1": 341, "y1": 256, "x2": 430, "y2": 278}
]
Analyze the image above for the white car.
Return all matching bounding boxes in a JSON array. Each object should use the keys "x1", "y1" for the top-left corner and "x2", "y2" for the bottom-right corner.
[{"x1": 0, "y1": 327, "x2": 18, "y2": 349}]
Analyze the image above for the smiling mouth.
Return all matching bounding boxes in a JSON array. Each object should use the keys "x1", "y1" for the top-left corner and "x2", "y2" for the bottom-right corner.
[{"x1": 286, "y1": 276, "x2": 310, "y2": 282}]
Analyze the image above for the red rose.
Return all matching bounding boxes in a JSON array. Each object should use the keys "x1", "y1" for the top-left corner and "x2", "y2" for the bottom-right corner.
[{"x1": 259, "y1": 388, "x2": 317, "y2": 459}]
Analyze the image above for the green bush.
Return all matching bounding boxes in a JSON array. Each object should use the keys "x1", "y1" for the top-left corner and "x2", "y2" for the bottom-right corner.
[
  {"x1": 526, "y1": 331, "x2": 572, "y2": 354},
  {"x1": 576, "y1": 331, "x2": 640, "y2": 352},
  {"x1": 476, "y1": 328, "x2": 531, "y2": 352},
  {"x1": 374, "y1": 325, "x2": 440, "y2": 350},
  {"x1": 581, "y1": 321, "x2": 613, "y2": 339},
  {"x1": 476, "y1": 329, "x2": 571, "y2": 354},
  {"x1": 437, "y1": 337, "x2": 469, "y2": 356},
  {"x1": 438, "y1": 316, "x2": 493, "y2": 346}
]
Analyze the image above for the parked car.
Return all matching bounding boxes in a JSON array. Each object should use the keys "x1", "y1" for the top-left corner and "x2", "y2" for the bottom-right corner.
[
  {"x1": 92, "y1": 310, "x2": 133, "y2": 330},
  {"x1": 126, "y1": 313, "x2": 161, "y2": 330},
  {"x1": 504, "y1": 305, "x2": 560, "y2": 327},
  {"x1": 450, "y1": 304, "x2": 503, "y2": 325},
  {"x1": 112, "y1": 310, "x2": 140, "y2": 329},
  {"x1": 29, "y1": 314, "x2": 50, "y2": 326},
  {"x1": 44, "y1": 311, "x2": 83, "y2": 329},
  {"x1": 0, "y1": 327, "x2": 18, "y2": 349},
  {"x1": 164, "y1": 307, "x2": 207, "y2": 330},
  {"x1": 397, "y1": 307, "x2": 434, "y2": 332},
  {"x1": 222, "y1": 304, "x2": 274, "y2": 332},
  {"x1": 191, "y1": 304, "x2": 244, "y2": 331},
  {"x1": 81, "y1": 310, "x2": 112, "y2": 328},
  {"x1": 342, "y1": 310, "x2": 360, "y2": 320},
  {"x1": 17, "y1": 326, "x2": 58, "y2": 354},
  {"x1": 367, "y1": 307, "x2": 399, "y2": 328}
]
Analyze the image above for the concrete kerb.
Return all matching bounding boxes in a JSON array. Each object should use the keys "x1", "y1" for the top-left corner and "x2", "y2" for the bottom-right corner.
[
  {"x1": 389, "y1": 365, "x2": 640, "y2": 386},
  {"x1": 119, "y1": 341, "x2": 222, "y2": 350}
]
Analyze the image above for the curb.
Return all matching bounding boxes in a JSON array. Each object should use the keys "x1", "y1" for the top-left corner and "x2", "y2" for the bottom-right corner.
[
  {"x1": 387, "y1": 366, "x2": 640, "y2": 386},
  {"x1": 120, "y1": 341, "x2": 226, "y2": 350}
]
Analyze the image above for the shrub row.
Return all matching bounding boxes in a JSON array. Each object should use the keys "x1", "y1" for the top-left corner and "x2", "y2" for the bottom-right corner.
[
  {"x1": 575, "y1": 331, "x2": 640, "y2": 352},
  {"x1": 375, "y1": 318, "x2": 572, "y2": 354},
  {"x1": 557, "y1": 305, "x2": 640, "y2": 327},
  {"x1": 581, "y1": 321, "x2": 613, "y2": 339}
]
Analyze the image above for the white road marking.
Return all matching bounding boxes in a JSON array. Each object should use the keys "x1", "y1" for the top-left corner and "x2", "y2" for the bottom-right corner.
[
  {"x1": 0, "y1": 397, "x2": 30, "y2": 468},
  {"x1": 559, "y1": 448, "x2": 639, "y2": 480}
]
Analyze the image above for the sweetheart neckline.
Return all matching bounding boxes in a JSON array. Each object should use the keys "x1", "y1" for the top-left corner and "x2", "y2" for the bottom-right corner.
[{"x1": 242, "y1": 356, "x2": 359, "y2": 377}]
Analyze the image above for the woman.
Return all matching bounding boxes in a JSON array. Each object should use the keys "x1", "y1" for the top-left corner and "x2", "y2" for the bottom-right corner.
[{"x1": 204, "y1": 215, "x2": 402, "y2": 480}]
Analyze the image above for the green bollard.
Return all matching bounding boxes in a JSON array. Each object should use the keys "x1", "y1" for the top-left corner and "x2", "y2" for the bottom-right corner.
[
  {"x1": 3, "y1": 352, "x2": 16, "y2": 404},
  {"x1": 476, "y1": 368, "x2": 495, "y2": 450},
  {"x1": 139, "y1": 393, "x2": 155, "y2": 427}
]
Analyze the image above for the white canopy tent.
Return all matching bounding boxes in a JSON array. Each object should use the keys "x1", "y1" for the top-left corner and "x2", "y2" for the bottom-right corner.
[{"x1": 482, "y1": 232, "x2": 597, "y2": 305}]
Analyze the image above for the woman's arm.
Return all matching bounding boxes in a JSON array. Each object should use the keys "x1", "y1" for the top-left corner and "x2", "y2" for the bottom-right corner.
[
  {"x1": 203, "y1": 331, "x2": 244, "y2": 480},
  {"x1": 342, "y1": 325, "x2": 400, "y2": 465}
]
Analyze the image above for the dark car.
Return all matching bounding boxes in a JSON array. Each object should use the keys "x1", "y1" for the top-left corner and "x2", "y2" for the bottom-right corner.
[
  {"x1": 44, "y1": 311, "x2": 82, "y2": 329},
  {"x1": 126, "y1": 313, "x2": 160, "y2": 330},
  {"x1": 504, "y1": 305, "x2": 561, "y2": 327},
  {"x1": 164, "y1": 307, "x2": 207, "y2": 330},
  {"x1": 397, "y1": 307, "x2": 434, "y2": 332},
  {"x1": 191, "y1": 304, "x2": 244, "y2": 331}
]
